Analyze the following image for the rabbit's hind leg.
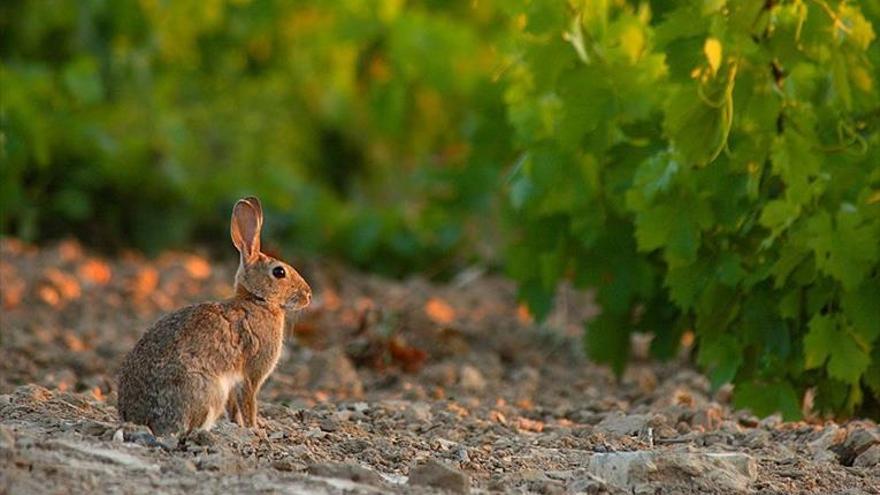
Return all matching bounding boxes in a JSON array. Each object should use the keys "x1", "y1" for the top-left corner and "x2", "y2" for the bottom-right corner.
[
  {"x1": 181, "y1": 380, "x2": 225, "y2": 432},
  {"x1": 226, "y1": 384, "x2": 245, "y2": 426}
]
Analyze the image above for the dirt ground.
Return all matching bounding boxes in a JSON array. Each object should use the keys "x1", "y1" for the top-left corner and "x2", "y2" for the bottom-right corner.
[{"x1": 1, "y1": 238, "x2": 878, "y2": 494}]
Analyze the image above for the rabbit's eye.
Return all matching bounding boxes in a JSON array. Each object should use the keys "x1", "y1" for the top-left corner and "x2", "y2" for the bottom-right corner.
[{"x1": 272, "y1": 266, "x2": 286, "y2": 279}]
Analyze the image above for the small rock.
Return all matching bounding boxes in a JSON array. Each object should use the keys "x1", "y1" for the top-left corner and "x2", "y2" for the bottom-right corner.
[
  {"x1": 409, "y1": 458, "x2": 470, "y2": 494},
  {"x1": 585, "y1": 452, "x2": 756, "y2": 493},
  {"x1": 853, "y1": 444, "x2": 880, "y2": 468},
  {"x1": 187, "y1": 430, "x2": 216, "y2": 447},
  {"x1": 595, "y1": 412, "x2": 651, "y2": 437},
  {"x1": 306, "y1": 347, "x2": 363, "y2": 397},
  {"x1": 0, "y1": 426, "x2": 14, "y2": 455},
  {"x1": 319, "y1": 418, "x2": 339, "y2": 432},
  {"x1": 0, "y1": 394, "x2": 12, "y2": 406},
  {"x1": 404, "y1": 402, "x2": 433, "y2": 423},
  {"x1": 112, "y1": 429, "x2": 124, "y2": 443},
  {"x1": 758, "y1": 414, "x2": 782, "y2": 429},
  {"x1": 565, "y1": 471, "x2": 608, "y2": 494},
  {"x1": 691, "y1": 406, "x2": 722, "y2": 431},
  {"x1": 307, "y1": 462, "x2": 383, "y2": 486},
  {"x1": 737, "y1": 415, "x2": 759, "y2": 428},
  {"x1": 306, "y1": 427, "x2": 327, "y2": 439},
  {"x1": 52, "y1": 440, "x2": 159, "y2": 471},
  {"x1": 744, "y1": 429, "x2": 771, "y2": 449},
  {"x1": 459, "y1": 365, "x2": 486, "y2": 393},
  {"x1": 14, "y1": 384, "x2": 53, "y2": 403},
  {"x1": 341, "y1": 438, "x2": 370, "y2": 454},
  {"x1": 834, "y1": 427, "x2": 880, "y2": 466},
  {"x1": 809, "y1": 425, "x2": 846, "y2": 463},
  {"x1": 79, "y1": 420, "x2": 110, "y2": 437},
  {"x1": 454, "y1": 446, "x2": 470, "y2": 464},
  {"x1": 272, "y1": 459, "x2": 305, "y2": 472}
]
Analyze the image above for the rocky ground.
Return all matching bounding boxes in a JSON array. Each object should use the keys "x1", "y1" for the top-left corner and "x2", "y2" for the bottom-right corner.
[{"x1": 1, "y1": 238, "x2": 878, "y2": 494}]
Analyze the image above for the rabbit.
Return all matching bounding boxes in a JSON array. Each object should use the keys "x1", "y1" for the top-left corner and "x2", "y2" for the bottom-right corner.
[{"x1": 117, "y1": 196, "x2": 311, "y2": 436}]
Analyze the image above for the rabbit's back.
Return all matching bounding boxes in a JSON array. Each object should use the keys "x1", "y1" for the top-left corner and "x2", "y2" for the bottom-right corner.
[{"x1": 117, "y1": 302, "x2": 243, "y2": 435}]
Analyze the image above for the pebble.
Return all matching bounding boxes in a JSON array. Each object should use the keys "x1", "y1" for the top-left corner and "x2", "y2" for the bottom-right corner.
[
  {"x1": 0, "y1": 426, "x2": 15, "y2": 455},
  {"x1": 409, "y1": 458, "x2": 470, "y2": 494},
  {"x1": 319, "y1": 418, "x2": 339, "y2": 432},
  {"x1": 565, "y1": 472, "x2": 608, "y2": 495},
  {"x1": 306, "y1": 428, "x2": 327, "y2": 439},
  {"x1": 854, "y1": 444, "x2": 880, "y2": 468},
  {"x1": 595, "y1": 412, "x2": 651, "y2": 436},
  {"x1": 809, "y1": 425, "x2": 846, "y2": 463},
  {"x1": 459, "y1": 365, "x2": 486, "y2": 393},
  {"x1": 834, "y1": 427, "x2": 880, "y2": 466},
  {"x1": 306, "y1": 347, "x2": 364, "y2": 397},
  {"x1": 307, "y1": 462, "x2": 383, "y2": 486},
  {"x1": 272, "y1": 459, "x2": 305, "y2": 472},
  {"x1": 585, "y1": 451, "x2": 757, "y2": 493}
]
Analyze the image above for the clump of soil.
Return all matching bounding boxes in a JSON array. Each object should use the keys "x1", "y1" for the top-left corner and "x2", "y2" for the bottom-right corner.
[{"x1": 1, "y1": 238, "x2": 878, "y2": 494}]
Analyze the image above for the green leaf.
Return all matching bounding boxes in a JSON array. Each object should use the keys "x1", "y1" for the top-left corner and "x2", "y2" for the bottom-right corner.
[
  {"x1": 664, "y1": 81, "x2": 730, "y2": 166},
  {"x1": 63, "y1": 56, "x2": 104, "y2": 105},
  {"x1": 697, "y1": 334, "x2": 742, "y2": 389},
  {"x1": 842, "y1": 279, "x2": 880, "y2": 344},
  {"x1": 633, "y1": 196, "x2": 712, "y2": 266},
  {"x1": 759, "y1": 199, "x2": 800, "y2": 238},
  {"x1": 733, "y1": 381, "x2": 802, "y2": 421},
  {"x1": 665, "y1": 259, "x2": 711, "y2": 309},
  {"x1": 807, "y1": 210, "x2": 880, "y2": 290},
  {"x1": 804, "y1": 313, "x2": 835, "y2": 370},
  {"x1": 804, "y1": 313, "x2": 871, "y2": 385},
  {"x1": 556, "y1": 67, "x2": 613, "y2": 150},
  {"x1": 585, "y1": 313, "x2": 630, "y2": 377},
  {"x1": 518, "y1": 279, "x2": 555, "y2": 322},
  {"x1": 770, "y1": 129, "x2": 822, "y2": 206},
  {"x1": 827, "y1": 327, "x2": 871, "y2": 386},
  {"x1": 629, "y1": 153, "x2": 680, "y2": 206}
]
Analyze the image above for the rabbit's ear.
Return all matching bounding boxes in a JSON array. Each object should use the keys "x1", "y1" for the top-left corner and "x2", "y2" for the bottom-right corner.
[
  {"x1": 241, "y1": 196, "x2": 263, "y2": 224},
  {"x1": 231, "y1": 198, "x2": 262, "y2": 264}
]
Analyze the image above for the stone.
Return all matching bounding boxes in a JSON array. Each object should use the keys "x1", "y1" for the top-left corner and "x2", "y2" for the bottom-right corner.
[
  {"x1": 835, "y1": 428, "x2": 880, "y2": 466},
  {"x1": 853, "y1": 444, "x2": 880, "y2": 468},
  {"x1": 306, "y1": 347, "x2": 364, "y2": 397},
  {"x1": 52, "y1": 440, "x2": 159, "y2": 472},
  {"x1": 0, "y1": 426, "x2": 14, "y2": 458},
  {"x1": 585, "y1": 452, "x2": 757, "y2": 493},
  {"x1": 691, "y1": 406, "x2": 722, "y2": 431},
  {"x1": 272, "y1": 459, "x2": 305, "y2": 472},
  {"x1": 565, "y1": 471, "x2": 608, "y2": 494},
  {"x1": 595, "y1": 412, "x2": 651, "y2": 437},
  {"x1": 319, "y1": 418, "x2": 339, "y2": 432},
  {"x1": 409, "y1": 458, "x2": 470, "y2": 494},
  {"x1": 307, "y1": 462, "x2": 383, "y2": 486},
  {"x1": 459, "y1": 365, "x2": 486, "y2": 393},
  {"x1": 809, "y1": 425, "x2": 846, "y2": 463},
  {"x1": 186, "y1": 429, "x2": 216, "y2": 447}
]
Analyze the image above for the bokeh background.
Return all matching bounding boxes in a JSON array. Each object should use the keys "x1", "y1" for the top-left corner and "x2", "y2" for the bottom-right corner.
[
  {"x1": 3, "y1": 0, "x2": 880, "y2": 417},
  {"x1": 1, "y1": 0, "x2": 513, "y2": 277}
]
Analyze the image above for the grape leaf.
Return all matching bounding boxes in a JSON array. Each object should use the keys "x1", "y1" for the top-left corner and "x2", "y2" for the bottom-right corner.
[{"x1": 733, "y1": 381, "x2": 802, "y2": 421}]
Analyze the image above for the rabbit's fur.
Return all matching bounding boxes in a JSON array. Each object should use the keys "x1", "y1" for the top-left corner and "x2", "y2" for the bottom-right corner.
[{"x1": 117, "y1": 197, "x2": 311, "y2": 435}]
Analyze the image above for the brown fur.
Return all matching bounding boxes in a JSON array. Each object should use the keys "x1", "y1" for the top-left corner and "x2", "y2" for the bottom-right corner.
[{"x1": 117, "y1": 197, "x2": 310, "y2": 435}]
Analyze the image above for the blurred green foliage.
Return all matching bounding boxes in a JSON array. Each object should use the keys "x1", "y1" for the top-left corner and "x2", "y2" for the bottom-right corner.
[
  {"x1": 1, "y1": 0, "x2": 513, "y2": 275},
  {"x1": 503, "y1": 0, "x2": 880, "y2": 418},
  {"x1": 3, "y1": 0, "x2": 880, "y2": 417}
]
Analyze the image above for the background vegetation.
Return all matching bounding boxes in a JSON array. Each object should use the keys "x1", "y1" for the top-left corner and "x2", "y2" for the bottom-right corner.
[{"x1": 2, "y1": 0, "x2": 879, "y2": 418}]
